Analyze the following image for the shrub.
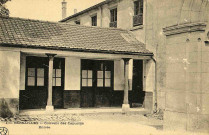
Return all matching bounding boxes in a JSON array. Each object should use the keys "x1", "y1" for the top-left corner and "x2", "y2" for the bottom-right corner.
[{"x1": 0, "y1": 98, "x2": 13, "y2": 118}]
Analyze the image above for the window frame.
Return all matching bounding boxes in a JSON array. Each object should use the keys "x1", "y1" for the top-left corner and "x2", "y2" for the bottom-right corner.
[
  {"x1": 96, "y1": 62, "x2": 112, "y2": 88},
  {"x1": 134, "y1": 0, "x2": 143, "y2": 16},
  {"x1": 91, "y1": 15, "x2": 97, "y2": 26},
  {"x1": 82, "y1": 70, "x2": 93, "y2": 87},
  {"x1": 26, "y1": 67, "x2": 45, "y2": 87},
  {"x1": 53, "y1": 68, "x2": 62, "y2": 87},
  {"x1": 110, "y1": 8, "x2": 117, "y2": 22}
]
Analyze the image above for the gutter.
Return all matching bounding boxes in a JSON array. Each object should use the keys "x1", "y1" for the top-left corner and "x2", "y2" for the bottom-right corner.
[{"x1": 0, "y1": 43, "x2": 154, "y2": 56}]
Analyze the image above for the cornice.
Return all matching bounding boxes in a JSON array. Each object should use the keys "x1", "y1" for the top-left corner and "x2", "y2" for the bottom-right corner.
[{"x1": 163, "y1": 22, "x2": 207, "y2": 36}]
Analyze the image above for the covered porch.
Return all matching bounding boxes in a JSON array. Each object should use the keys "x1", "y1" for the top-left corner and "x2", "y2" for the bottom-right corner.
[
  {"x1": 18, "y1": 48, "x2": 153, "y2": 113},
  {"x1": 0, "y1": 16, "x2": 154, "y2": 116}
]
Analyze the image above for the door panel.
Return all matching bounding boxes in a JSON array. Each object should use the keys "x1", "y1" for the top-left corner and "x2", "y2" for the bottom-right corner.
[
  {"x1": 131, "y1": 60, "x2": 144, "y2": 107},
  {"x1": 23, "y1": 56, "x2": 48, "y2": 109},
  {"x1": 81, "y1": 60, "x2": 114, "y2": 108},
  {"x1": 52, "y1": 58, "x2": 65, "y2": 108},
  {"x1": 81, "y1": 60, "x2": 95, "y2": 107},
  {"x1": 94, "y1": 61, "x2": 113, "y2": 107}
]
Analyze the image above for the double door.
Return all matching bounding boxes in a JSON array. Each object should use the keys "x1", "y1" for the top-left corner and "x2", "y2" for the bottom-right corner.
[{"x1": 81, "y1": 60, "x2": 114, "y2": 107}]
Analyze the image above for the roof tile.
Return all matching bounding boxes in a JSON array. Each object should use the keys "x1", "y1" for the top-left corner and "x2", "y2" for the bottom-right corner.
[{"x1": 0, "y1": 16, "x2": 153, "y2": 55}]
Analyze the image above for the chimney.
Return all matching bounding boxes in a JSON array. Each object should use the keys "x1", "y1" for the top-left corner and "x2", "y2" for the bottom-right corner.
[
  {"x1": 74, "y1": 9, "x2": 77, "y2": 14},
  {"x1": 62, "y1": 0, "x2": 67, "y2": 19}
]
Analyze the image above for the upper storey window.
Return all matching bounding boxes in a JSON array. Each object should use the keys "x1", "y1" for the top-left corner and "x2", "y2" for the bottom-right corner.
[
  {"x1": 91, "y1": 15, "x2": 97, "y2": 26},
  {"x1": 133, "y1": 0, "x2": 143, "y2": 26},
  {"x1": 109, "y1": 8, "x2": 117, "y2": 28}
]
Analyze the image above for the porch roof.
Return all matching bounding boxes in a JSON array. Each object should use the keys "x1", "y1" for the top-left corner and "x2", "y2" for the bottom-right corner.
[{"x1": 0, "y1": 16, "x2": 153, "y2": 55}]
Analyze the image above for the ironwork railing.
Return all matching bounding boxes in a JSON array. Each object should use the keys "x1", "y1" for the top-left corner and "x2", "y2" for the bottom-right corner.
[
  {"x1": 109, "y1": 21, "x2": 117, "y2": 28},
  {"x1": 133, "y1": 14, "x2": 143, "y2": 26}
]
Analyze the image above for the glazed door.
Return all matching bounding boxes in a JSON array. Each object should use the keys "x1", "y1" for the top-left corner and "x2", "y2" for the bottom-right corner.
[
  {"x1": 81, "y1": 60, "x2": 114, "y2": 108},
  {"x1": 94, "y1": 61, "x2": 114, "y2": 107},
  {"x1": 52, "y1": 58, "x2": 65, "y2": 108},
  {"x1": 24, "y1": 56, "x2": 48, "y2": 109},
  {"x1": 81, "y1": 60, "x2": 95, "y2": 107}
]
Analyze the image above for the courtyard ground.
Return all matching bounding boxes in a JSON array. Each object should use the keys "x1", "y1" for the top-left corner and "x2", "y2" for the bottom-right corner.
[{"x1": 0, "y1": 109, "x2": 208, "y2": 135}]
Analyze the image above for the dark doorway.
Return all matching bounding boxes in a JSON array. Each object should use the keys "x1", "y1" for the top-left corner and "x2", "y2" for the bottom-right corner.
[
  {"x1": 19, "y1": 56, "x2": 65, "y2": 109},
  {"x1": 52, "y1": 58, "x2": 65, "y2": 108},
  {"x1": 131, "y1": 60, "x2": 144, "y2": 107},
  {"x1": 81, "y1": 60, "x2": 114, "y2": 108},
  {"x1": 20, "y1": 56, "x2": 48, "y2": 109}
]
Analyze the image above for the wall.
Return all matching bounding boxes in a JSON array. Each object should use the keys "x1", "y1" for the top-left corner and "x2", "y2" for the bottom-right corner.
[
  {"x1": 20, "y1": 53, "x2": 26, "y2": 90},
  {"x1": 64, "y1": 57, "x2": 81, "y2": 108},
  {"x1": 64, "y1": 0, "x2": 153, "y2": 111},
  {"x1": 114, "y1": 59, "x2": 124, "y2": 90},
  {"x1": 64, "y1": 57, "x2": 81, "y2": 90},
  {"x1": 0, "y1": 50, "x2": 20, "y2": 115},
  {"x1": 150, "y1": 0, "x2": 209, "y2": 132}
]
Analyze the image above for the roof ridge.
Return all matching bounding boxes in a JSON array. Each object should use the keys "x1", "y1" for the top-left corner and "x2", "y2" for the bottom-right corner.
[{"x1": 0, "y1": 16, "x2": 128, "y2": 32}]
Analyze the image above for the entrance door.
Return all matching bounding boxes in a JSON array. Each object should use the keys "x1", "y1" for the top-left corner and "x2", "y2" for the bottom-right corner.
[
  {"x1": 81, "y1": 60, "x2": 95, "y2": 107},
  {"x1": 81, "y1": 60, "x2": 114, "y2": 108},
  {"x1": 94, "y1": 61, "x2": 113, "y2": 107},
  {"x1": 24, "y1": 56, "x2": 48, "y2": 109},
  {"x1": 131, "y1": 60, "x2": 144, "y2": 107},
  {"x1": 52, "y1": 58, "x2": 65, "y2": 108}
]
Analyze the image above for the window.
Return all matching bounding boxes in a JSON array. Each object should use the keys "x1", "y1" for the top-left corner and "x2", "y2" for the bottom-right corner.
[
  {"x1": 109, "y1": 8, "x2": 117, "y2": 28},
  {"x1": 27, "y1": 68, "x2": 45, "y2": 86},
  {"x1": 82, "y1": 70, "x2": 93, "y2": 87},
  {"x1": 91, "y1": 15, "x2": 97, "y2": 26},
  {"x1": 75, "y1": 20, "x2": 80, "y2": 25},
  {"x1": 53, "y1": 69, "x2": 61, "y2": 86},
  {"x1": 133, "y1": 0, "x2": 143, "y2": 26},
  {"x1": 97, "y1": 62, "x2": 112, "y2": 87},
  {"x1": 134, "y1": 0, "x2": 143, "y2": 15}
]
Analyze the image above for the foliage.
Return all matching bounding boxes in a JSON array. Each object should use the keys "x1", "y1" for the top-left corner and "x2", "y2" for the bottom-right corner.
[
  {"x1": 0, "y1": 0, "x2": 10, "y2": 5},
  {"x1": 0, "y1": 98, "x2": 13, "y2": 118}
]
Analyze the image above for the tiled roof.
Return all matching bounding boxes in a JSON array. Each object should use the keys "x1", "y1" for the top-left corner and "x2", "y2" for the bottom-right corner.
[{"x1": 0, "y1": 16, "x2": 153, "y2": 55}]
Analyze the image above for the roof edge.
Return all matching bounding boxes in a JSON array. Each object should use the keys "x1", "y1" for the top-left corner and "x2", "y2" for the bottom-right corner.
[
  {"x1": 0, "y1": 43, "x2": 154, "y2": 56},
  {"x1": 60, "y1": 1, "x2": 108, "y2": 22},
  {"x1": 0, "y1": 16, "x2": 128, "y2": 32}
]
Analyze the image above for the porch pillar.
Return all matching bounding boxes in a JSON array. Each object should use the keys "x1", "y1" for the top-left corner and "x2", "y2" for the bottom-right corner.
[
  {"x1": 46, "y1": 53, "x2": 56, "y2": 112},
  {"x1": 122, "y1": 58, "x2": 130, "y2": 113}
]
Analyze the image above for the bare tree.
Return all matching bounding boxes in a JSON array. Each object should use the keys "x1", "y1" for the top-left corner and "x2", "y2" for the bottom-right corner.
[
  {"x1": 0, "y1": 0, "x2": 10, "y2": 5},
  {"x1": 0, "y1": 0, "x2": 10, "y2": 16}
]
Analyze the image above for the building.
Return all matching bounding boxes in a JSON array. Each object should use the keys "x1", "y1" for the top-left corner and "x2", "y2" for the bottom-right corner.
[
  {"x1": 0, "y1": 16, "x2": 153, "y2": 116},
  {"x1": 60, "y1": 0, "x2": 209, "y2": 132}
]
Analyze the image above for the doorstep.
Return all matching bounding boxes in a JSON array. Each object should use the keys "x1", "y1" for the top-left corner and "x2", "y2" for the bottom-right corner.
[{"x1": 19, "y1": 107, "x2": 149, "y2": 116}]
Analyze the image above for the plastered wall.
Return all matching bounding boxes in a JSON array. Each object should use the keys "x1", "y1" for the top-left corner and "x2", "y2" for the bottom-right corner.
[
  {"x1": 0, "y1": 50, "x2": 20, "y2": 98},
  {"x1": 64, "y1": 57, "x2": 81, "y2": 90}
]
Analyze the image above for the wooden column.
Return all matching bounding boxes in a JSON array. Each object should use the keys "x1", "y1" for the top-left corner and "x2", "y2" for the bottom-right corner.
[
  {"x1": 122, "y1": 58, "x2": 130, "y2": 113},
  {"x1": 46, "y1": 53, "x2": 56, "y2": 112}
]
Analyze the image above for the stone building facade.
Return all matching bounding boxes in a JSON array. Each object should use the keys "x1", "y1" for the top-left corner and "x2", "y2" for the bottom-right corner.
[{"x1": 61, "y1": 0, "x2": 209, "y2": 132}]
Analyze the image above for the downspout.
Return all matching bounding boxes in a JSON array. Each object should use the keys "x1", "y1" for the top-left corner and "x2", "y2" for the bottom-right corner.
[
  {"x1": 151, "y1": 56, "x2": 157, "y2": 113},
  {"x1": 100, "y1": 6, "x2": 103, "y2": 27}
]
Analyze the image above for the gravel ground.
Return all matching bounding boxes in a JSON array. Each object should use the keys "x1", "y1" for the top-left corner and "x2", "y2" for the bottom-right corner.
[
  {"x1": 0, "y1": 112, "x2": 163, "y2": 128},
  {"x1": 1, "y1": 113, "x2": 205, "y2": 135}
]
